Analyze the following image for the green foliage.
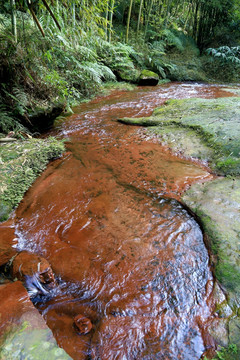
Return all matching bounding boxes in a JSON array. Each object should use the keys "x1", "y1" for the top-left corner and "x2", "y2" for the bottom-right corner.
[
  {"x1": 216, "y1": 157, "x2": 240, "y2": 176},
  {"x1": 96, "y1": 39, "x2": 139, "y2": 74},
  {"x1": 205, "y1": 344, "x2": 239, "y2": 360},
  {"x1": 0, "y1": 0, "x2": 239, "y2": 135},
  {"x1": 161, "y1": 29, "x2": 184, "y2": 52},
  {"x1": 206, "y1": 46, "x2": 240, "y2": 64},
  {"x1": 0, "y1": 137, "x2": 65, "y2": 221},
  {"x1": 202, "y1": 46, "x2": 240, "y2": 82}
]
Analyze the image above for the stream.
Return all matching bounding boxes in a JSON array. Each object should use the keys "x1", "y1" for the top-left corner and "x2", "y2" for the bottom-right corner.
[{"x1": 9, "y1": 83, "x2": 236, "y2": 359}]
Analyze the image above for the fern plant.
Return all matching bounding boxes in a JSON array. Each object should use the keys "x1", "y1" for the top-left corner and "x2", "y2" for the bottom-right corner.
[
  {"x1": 0, "y1": 103, "x2": 27, "y2": 134},
  {"x1": 206, "y1": 46, "x2": 240, "y2": 64}
]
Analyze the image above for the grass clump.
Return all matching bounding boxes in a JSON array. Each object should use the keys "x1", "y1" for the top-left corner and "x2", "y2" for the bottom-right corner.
[{"x1": 0, "y1": 137, "x2": 65, "y2": 221}]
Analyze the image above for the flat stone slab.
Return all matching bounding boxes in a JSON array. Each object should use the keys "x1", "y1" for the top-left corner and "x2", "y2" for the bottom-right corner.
[
  {"x1": 118, "y1": 96, "x2": 240, "y2": 175},
  {"x1": 182, "y1": 177, "x2": 240, "y2": 306}
]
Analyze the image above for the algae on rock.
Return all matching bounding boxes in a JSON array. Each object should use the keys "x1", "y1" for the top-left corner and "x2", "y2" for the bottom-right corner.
[
  {"x1": 182, "y1": 178, "x2": 240, "y2": 305},
  {"x1": 118, "y1": 96, "x2": 240, "y2": 176},
  {"x1": 0, "y1": 323, "x2": 71, "y2": 360}
]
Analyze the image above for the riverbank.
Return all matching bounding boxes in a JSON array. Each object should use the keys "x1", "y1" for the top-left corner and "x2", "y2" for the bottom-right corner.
[
  {"x1": 0, "y1": 137, "x2": 65, "y2": 222},
  {"x1": 118, "y1": 92, "x2": 240, "y2": 355}
]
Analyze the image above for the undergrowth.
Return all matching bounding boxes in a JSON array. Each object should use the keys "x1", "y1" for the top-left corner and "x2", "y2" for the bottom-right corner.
[
  {"x1": 205, "y1": 344, "x2": 239, "y2": 360},
  {"x1": 0, "y1": 9, "x2": 213, "y2": 135},
  {"x1": 1, "y1": 7, "x2": 239, "y2": 135},
  {"x1": 0, "y1": 137, "x2": 65, "y2": 221}
]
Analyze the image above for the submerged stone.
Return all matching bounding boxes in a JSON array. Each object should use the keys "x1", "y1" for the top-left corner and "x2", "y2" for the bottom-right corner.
[
  {"x1": 0, "y1": 281, "x2": 71, "y2": 359},
  {"x1": 12, "y1": 251, "x2": 55, "y2": 284},
  {"x1": 74, "y1": 314, "x2": 93, "y2": 335},
  {"x1": 11, "y1": 251, "x2": 56, "y2": 297}
]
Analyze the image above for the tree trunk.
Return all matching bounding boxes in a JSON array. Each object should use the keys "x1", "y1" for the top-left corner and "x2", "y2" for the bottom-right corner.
[
  {"x1": 144, "y1": 0, "x2": 154, "y2": 39},
  {"x1": 10, "y1": 0, "x2": 17, "y2": 42},
  {"x1": 137, "y1": 0, "x2": 144, "y2": 36},
  {"x1": 126, "y1": 0, "x2": 134, "y2": 43},
  {"x1": 108, "y1": 0, "x2": 115, "y2": 42}
]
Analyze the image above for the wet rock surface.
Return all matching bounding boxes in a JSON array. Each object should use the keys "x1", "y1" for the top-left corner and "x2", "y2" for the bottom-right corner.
[
  {"x1": 0, "y1": 83, "x2": 238, "y2": 359},
  {"x1": 0, "y1": 223, "x2": 17, "y2": 267},
  {"x1": 118, "y1": 95, "x2": 240, "y2": 175},
  {"x1": 0, "y1": 281, "x2": 71, "y2": 359},
  {"x1": 182, "y1": 178, "x2": 240, "y2": 304}
]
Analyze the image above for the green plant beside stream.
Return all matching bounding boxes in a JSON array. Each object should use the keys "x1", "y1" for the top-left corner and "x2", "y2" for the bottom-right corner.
[{"x1": 0, "y1": 137, "x2": 65, "y2": 222}]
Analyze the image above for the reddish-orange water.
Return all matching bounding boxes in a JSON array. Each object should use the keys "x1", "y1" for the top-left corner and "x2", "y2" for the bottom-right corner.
[{"x1": 9, "y1": 83, "x2": 237, "y2": 359}]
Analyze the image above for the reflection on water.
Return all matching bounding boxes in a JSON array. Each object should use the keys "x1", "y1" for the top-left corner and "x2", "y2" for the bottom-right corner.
[{"x1": 10, "y1": 83, "x2": 236, "y2": 359}]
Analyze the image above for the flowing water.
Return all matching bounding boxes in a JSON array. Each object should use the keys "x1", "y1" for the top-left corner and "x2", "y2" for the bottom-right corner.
[{"x1": 9, "y1": 83, "x2": 236, "y2": 359}]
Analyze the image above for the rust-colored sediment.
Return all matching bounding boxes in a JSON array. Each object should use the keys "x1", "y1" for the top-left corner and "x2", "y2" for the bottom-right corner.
[{"x1": 0, "y1": 83, "x2": 236, "y2": 359}]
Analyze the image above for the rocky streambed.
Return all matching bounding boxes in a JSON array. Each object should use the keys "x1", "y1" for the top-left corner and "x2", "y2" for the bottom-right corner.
[
  {"x1": 0, "y1": 82, "x2": 240, "y2": 359},
  {"x1": 119, "y1": 91, "x2": 240, "y2": 354}
]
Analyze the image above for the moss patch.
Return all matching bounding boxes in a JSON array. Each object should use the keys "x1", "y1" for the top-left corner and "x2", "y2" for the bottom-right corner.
[
  {"x1": 182, "y1": 178, "x2": 240, "y2": 305},
  {"x1": 0, "y1": 138, "x2": 65, "y2": 222},
  {"x1": 0, "y1": 321, "x2": 71, "y2": 360},
  {"x1": 118, "y1": 96, "x2": 240, "y2": 175},
  {"x1": 147, "y1": 125, "x2": 214, "y2": 161}
]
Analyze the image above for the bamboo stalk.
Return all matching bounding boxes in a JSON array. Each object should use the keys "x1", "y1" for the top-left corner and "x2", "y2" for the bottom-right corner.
[
  {"x1": 126, "y1": 0, "x2": 134, "y2": 43},
  {"x1": 27, "y1": 1, "x2": 45, "y2": 37},
  {"x1": 108, "y1": 0, "x2": 115, "y2": 42},
  {"x1": 10, "y1": 0, "x2": 17, "y2": 42},
  {"x1": 137, "y1": 0, "x2": 144, "y2": 36},
  {"x1": 41, "y1": 0, "x2": 61, "y2": 31}
]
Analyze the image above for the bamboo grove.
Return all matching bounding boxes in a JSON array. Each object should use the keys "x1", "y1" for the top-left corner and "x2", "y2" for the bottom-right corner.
[
  {"x1": 2, "y1": 0, "x2": 240, "y2": 49},
  {"x1": 0, "y1": 0, "x2": 240, "y2": 135}
]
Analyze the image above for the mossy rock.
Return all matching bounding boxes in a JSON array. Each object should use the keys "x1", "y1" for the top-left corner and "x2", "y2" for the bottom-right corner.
[
  {"x1": 182, "y1": 178, "x2": 240, "y2": 306},
  {"x1": 22, "y1": 103, "x2": 65, "y2": 133},
  {"x1": 118, "y1": 97, "x2": 240, "y2": 176},
  {"x1": 117, "y1": 68, "x2": 140, "y2": 83},
  {"x1": 138, "y1": 70, "x2": 159, "y2": 86}
]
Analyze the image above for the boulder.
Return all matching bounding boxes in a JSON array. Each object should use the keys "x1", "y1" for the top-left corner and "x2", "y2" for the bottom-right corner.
[
  {"x1": 138, "y1": 70, "x2": 159, "y2": 86},
  {"x1": 11, "y1": 251, "x2": 55, "y2": 297}
]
